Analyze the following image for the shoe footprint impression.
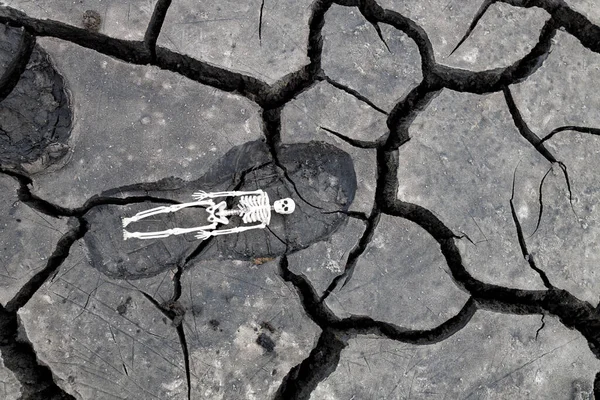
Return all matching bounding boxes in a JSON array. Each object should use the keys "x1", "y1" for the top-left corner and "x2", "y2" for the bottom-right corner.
[{"x1": 83, "y1": 140, "x2": 357, "y2": 279}]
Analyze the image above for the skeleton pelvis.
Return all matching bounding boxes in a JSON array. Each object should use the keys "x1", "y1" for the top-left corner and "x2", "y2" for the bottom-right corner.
[{"x1": 206, "y1": 201, "x2": 229, "y2": 224}]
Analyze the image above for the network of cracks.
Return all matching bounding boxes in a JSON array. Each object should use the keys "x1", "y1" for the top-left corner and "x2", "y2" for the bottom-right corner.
[{"x1": 1, "y1": 0, "x2": 600, "y2": 399}]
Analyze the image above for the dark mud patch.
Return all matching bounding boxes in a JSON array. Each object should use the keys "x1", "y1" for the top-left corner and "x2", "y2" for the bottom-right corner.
[
  {"x1": 0, "y1": 25, "x2": 72, "y2": 174},
  {"x1": 83, "y1": 140, "x2": 356, "y2": 279}
]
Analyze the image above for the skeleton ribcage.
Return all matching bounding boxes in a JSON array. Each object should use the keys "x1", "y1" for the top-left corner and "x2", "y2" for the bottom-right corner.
[{"x1": 239, "y1": 193, "x2": 271, "y2": 224}]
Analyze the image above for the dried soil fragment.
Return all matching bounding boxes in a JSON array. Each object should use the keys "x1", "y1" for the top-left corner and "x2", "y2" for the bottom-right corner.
[
  {"x1": 82, "y1": 10, "x2": 102, "y2": 32},
  {"x1": 0, "y1": 26, "x2": 72, "y2": 173}
]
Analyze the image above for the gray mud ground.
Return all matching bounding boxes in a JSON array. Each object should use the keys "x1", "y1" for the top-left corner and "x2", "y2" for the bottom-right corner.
[{"x1": 2, "y1": 0, "x2": 600, "y2": 399}]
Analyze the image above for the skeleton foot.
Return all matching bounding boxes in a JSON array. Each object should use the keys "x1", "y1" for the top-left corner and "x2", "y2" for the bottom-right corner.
[{"x1": 122, "y1": 217, "x2": 133, "y2": 228}]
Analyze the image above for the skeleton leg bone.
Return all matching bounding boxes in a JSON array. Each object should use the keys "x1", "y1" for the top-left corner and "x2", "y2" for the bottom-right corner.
[
  {"x1": 122, "y1": 200, "x2": 214, "y2": 227},
  {"x1": 123, "y1": 222, "x2": 219, "y2": 240},
  {"x1": 195, "y1": 223, "x2": 267, "y2": 240}
]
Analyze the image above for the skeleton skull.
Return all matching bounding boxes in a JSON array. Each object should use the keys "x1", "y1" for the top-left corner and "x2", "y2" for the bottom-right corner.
[{"x1": 273, "y1": 198, "x2": 295, "y2": 214}]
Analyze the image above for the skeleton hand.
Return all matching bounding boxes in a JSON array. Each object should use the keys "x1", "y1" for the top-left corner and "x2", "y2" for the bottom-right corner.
[
  {"x1": 195, "y1": 231, "x2": 212, "y2": 241},
  {"x1": 192, "y1": 191, "x2": 208, "y2": 200}
]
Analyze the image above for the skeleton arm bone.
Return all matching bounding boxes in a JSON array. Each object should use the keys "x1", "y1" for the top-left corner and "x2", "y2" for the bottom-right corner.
[
  {"x1": 192, "y1": 190, "x2": 264, "y2": 200},
  {"x1": 195, "y1": 223, "x2": 267, "y2": 240}
]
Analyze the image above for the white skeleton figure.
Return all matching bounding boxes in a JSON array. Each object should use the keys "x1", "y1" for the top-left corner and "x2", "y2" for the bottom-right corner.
[{"x1": 122, "y1": 190, "x2": 295, "y2": 241}]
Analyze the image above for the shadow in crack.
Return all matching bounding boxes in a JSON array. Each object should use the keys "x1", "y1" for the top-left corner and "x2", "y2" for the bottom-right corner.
[{"x1": 83, "y1": 140, "x2": 356, "y2": 279}]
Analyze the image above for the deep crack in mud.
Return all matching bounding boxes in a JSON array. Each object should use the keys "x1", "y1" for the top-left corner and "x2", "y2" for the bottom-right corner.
[{"x1": 2, "y1": 0, "x2": 600, "y2": 398}]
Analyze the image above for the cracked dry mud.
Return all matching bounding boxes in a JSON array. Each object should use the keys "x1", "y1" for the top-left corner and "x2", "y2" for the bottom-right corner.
[{"x1": 2, "y1": 0, "x2": 600, "y2": 399}]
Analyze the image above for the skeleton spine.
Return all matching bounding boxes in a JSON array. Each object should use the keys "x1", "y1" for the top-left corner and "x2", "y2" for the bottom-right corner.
[
  {"x1": 220, "y1": 208, "x2": 243, "y2": 217},
  {"x1": 218, "y1": 205, "x2": 275, "y2": 217}
]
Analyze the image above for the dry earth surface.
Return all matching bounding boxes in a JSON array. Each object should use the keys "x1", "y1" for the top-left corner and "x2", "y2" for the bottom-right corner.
[{"x1": 1, "y1": 0, "x2": 600, "y2": 399}]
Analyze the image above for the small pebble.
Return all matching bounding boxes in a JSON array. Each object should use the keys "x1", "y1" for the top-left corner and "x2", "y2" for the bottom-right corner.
[{"x1": 82, "y1": 10, "x2": 102, "y2": 32}]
